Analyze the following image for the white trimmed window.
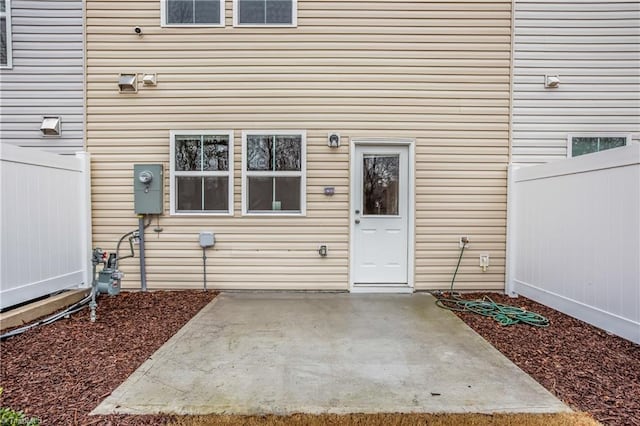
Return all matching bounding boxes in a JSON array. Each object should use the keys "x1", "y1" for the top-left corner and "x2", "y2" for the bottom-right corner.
[
  {"x1": 162, "y1": 0, "x2": 225, "y2": 26},
  {"x1": 242, "y1": 131, "x2": 306, "y2": 215},
  {"x1": 567, "y1": 134, "x2": 631, "y2": 157},
  {"x1": 234, "y1": 0, "x2": 297, "y2": 27},
  {"x1": 170, "y1": 131, "x2": 234, "y2": 215},
  {"x1": 1, "y1": 0, "x2": 12, "y2": 68}
]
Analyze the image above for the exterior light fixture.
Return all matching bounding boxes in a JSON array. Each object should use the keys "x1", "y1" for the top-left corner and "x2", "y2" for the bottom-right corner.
[
  {"x1": 142, "y1": 73, "x2": 157, "y2": 86},
  {"x1": 544, "y1": 74, "x2": 560, "y2": 88},
  {"x1": 118, "y1": 73, "x2": 138, "y2": 93},
  {"x1": 327, "y1": 132, "x2": 341, "y2": 148},
  {"x1": 40, "y1": 116, "x2": 61, "y2": 136}
]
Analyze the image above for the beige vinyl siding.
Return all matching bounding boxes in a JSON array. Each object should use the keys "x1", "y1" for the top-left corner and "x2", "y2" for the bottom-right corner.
[
  {"x1": 86, "y1": 0, "x2": 511, "y2": 291},
  {"x1": 512, "y1": 1, "x2": 640, "y2": 164},
  {"x1": 0, "y1": 0, "x2": 84, "y2": 153}
]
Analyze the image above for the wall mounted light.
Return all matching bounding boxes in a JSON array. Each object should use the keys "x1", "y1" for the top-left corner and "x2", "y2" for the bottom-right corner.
[
  {"x1": 142, "y1": 73, "x2": 157, "y2": 86},
  {"x1": 327, "y1": 132, "x2": 341, "y2": 148},
  {"x1": 40, "y1": 116, "x2": 61, "y2": 136},
  {"x1": 118, "y1": 73, "x2": 138, "y2": 93},
  {"x1": 544, "y1": 74, "x2": 560, "y2": 88}
]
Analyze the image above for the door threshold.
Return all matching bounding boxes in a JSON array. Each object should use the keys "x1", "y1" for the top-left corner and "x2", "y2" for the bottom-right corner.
[{"x1": 350, "y1": 285, "x2": 414, "y2": 294}]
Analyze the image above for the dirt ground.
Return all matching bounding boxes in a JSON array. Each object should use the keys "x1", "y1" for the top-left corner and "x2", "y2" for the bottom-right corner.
[
  {"x1": 171, "y1": 412, "x2": 599, "y2": 426},
  {"x1": 0, "y1": 290, "x2": 638, "y2": 426}
]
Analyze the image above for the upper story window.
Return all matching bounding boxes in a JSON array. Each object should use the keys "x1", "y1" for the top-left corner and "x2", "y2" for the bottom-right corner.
[
  {"x1": 567, "y1": 134, "x2": 630, "y2": 157},
  {"x1": 242, "y1": 131, "x2": 306, "y2": 215},
  {"x1": 234, "y1": 0, "x2": 297, "y2": 27},
  {"x1": 162, "y1": 0, "x2": 225, "y2": 26},
  {"x1": 170, "y1": 131, "x2": 234, "y2": 215},
  {"x1": 1, "y1": 0, "x2": 12, "y2": 68}
]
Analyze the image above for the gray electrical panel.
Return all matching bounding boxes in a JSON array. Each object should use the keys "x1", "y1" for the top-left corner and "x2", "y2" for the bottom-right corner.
[{"x1": 134, "y1": 164, "x2": 163, "y2": 214}]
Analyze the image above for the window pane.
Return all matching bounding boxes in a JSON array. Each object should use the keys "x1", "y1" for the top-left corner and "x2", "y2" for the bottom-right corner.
[
  {"x1": 599, "y1": 137, "x2": 626, "y2": 151},
  {"x1": 167, "y1": 0, "x2": 194, "y2": 24},
  {"x1": 0, "y1": 1, "x2": 5, "y2": 13},
  {"x1": 266, "y1": 0, "x2": 292, "y2": 24},
  {"x1": 239, "y1": 0, "x2": 265, "y2": 24},
  {"x1": 275, "y1": 135, "x2": 301, "y2": 171},
  {"x1": 275, "y1": 176, "x2": 300, "y2": 211},
  {"x1": 363, "y1": 155, "x2": 399, "y2": 215},
  {"x1": 1, "y1": 17, "x2": 6, "y2": 66},
  {"x1": 248, "y1": 176, "x2": 300, "y2": 211},
  {"x1": 177, "y1": 177, "x2": 203, "y2": 211},
  {"x1": 203, "y1": 135, "x2": 229, "y2": 171},
  {"x1": 204, "y1": 177, "x2": 228, "y2": 211},
  {"x1": 195, "y1": 0, "x2": 220, "y2": 24},
  {"x1": 175, "y1": 135, "x2": 202, "y2": 171},
  {"x1": 248, "y1": 176, "x2": 273, "y2": 211},
  {"x1": 247, "y1": 135, "x2": 273, "y2": 171},
  {"x1": 572, "y1": 137, "x2": 598, "y2": 157}
]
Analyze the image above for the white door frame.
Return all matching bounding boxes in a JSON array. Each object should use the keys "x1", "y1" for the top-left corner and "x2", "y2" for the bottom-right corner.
[{"x1": 349, "y1": 138, "x2": 415, "y2": 293}]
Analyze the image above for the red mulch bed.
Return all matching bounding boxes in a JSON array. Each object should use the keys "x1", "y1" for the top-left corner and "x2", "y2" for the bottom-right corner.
[
  {"x1": 1, "y1": 290, "x2": 638, "y2": 426},
  {"x1": 0, "y1": 291, "x2": 216, "y2": 425},
  {"x1": 451, "y1": 293, "x2": 640, "y2": 426}
]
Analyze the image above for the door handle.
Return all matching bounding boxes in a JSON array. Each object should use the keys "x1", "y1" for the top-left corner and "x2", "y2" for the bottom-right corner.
[{"x1": 355, "y1": 219, "x2": 360, "y2": 224}]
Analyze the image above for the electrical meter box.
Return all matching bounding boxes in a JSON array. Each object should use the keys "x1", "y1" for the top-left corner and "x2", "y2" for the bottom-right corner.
[{"x1": 134, "y1": 164, "x2": 163, "y2": 214}]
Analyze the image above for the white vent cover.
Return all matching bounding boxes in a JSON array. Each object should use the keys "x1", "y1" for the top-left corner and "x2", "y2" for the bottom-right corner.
[
  {"x1": 40, "y1": 116, "x2": 61, "y2": 136},
  {"x1": 118, "y1": 73, "x2": 138, "y2": 93}
]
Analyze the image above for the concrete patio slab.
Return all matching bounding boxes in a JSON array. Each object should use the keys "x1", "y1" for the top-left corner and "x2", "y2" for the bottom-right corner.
[{"x1": 93, "y1": 292, "x2": 569, "y2": 415}]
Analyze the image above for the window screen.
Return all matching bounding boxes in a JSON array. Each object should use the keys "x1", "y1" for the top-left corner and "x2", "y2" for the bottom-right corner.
[
  {"x1": 237, "y1": 0, "x2": 294, "y2": 25},
  {"x1": 166, "y1": 0, "x2": 223, "y2": 25}
]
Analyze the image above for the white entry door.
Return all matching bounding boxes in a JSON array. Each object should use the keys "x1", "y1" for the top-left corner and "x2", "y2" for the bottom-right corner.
[{"x1": 352, "y1": 144, "x2": 410, "y2": 290}]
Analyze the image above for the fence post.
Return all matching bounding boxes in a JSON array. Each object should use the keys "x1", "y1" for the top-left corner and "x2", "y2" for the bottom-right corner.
[
  {"x1": 504, "y1": 165, "x2": 518, "y2": 297},
  {"x1": 76, "y1": 151, "x2": 92, "y2": 288}
]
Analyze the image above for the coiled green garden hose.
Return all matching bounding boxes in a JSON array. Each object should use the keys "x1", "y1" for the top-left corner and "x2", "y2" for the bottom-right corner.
[{"x1": 432, "y1": 245, "x2": 550, "y2": 327}]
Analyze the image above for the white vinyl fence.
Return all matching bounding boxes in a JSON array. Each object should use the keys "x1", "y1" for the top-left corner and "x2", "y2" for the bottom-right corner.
[
  {"x1": 0, "y1": 144, "x2": 91, "y2": 310},
  {"x1": 506, "y1": 143, "x2": 640, "y2": 344}
]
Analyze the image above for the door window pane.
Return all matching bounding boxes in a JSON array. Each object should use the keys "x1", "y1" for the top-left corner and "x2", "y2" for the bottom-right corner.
[{"x1": 363, "y1": 155, "x2": 399, "y2": 216}]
